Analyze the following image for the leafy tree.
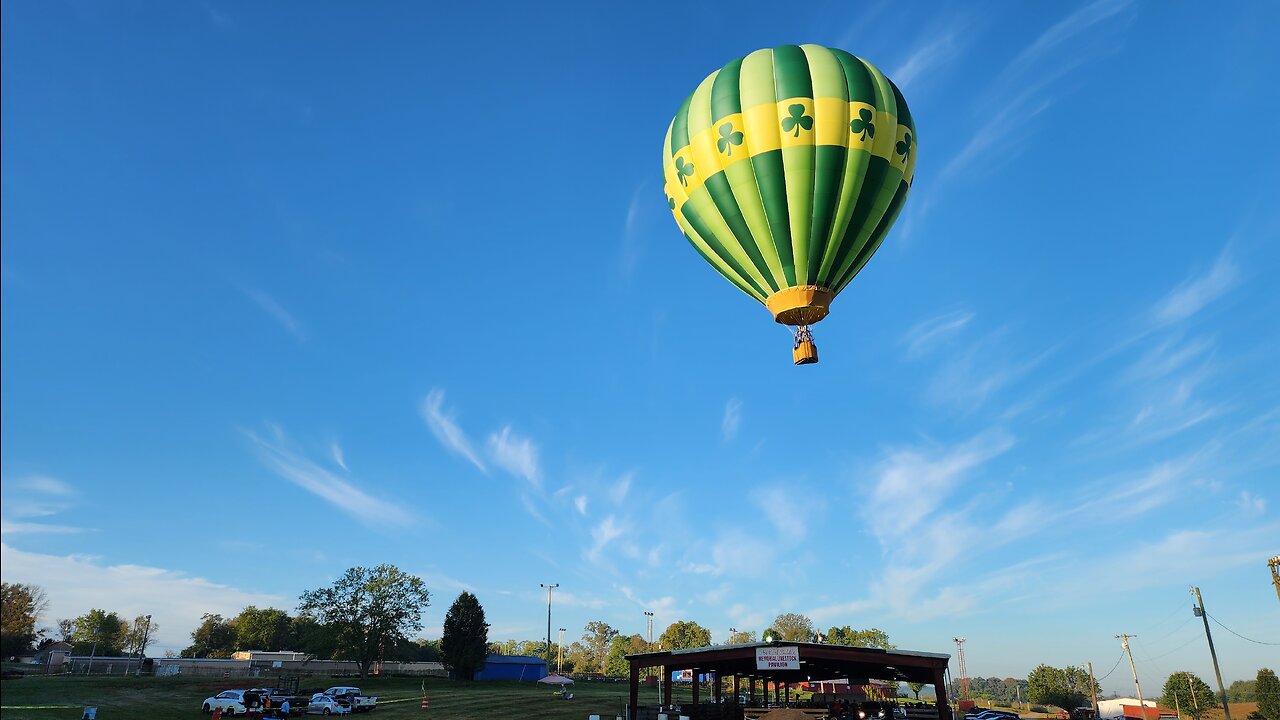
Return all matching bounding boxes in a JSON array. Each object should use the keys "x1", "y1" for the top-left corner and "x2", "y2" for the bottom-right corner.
[
  {"x1": 659, "y1": 620, "x2": 711, "y2": 650},
  {"x1": 69, "y1": 609, "x2": 128, "y2": 656},
  {"x1": 605, "y1": 634, "x2": 648, "y2": 677},
  {"x1": 56, "y1": 619, "x2": 74, "y2": 642},
  {"x1": 1, "y1": 582, "x2": 49, "y2": 656},
  {"x1": 728, "y1": 629, "x2": 757, "y2": 644},
  {"x1": 1258, "y1": 668, "x2": 1280, "y2": 720},
  {"x1": 298, "y1": 564, "x2": 431, "y2": 679},
  {"x1": 1028, "y1": 664, "x2": 1097, "y2": 711},
  {"x1": 291, "y1": 616, "x2": 338, "y2": 659},
  {"x1": 440, "y1": 591, "x2": 489, "y2": 681},
  {"x1": 565, "y1": 640, "x2": 592, "y2": 674},
  {"x1": 825, "y1": 626, "x2": 894, "y2": 649},
  {"x1": 121, "y1": 615, "x2": 158, "y2": 658},
  {"x1": 234, "y1": 606, "x2": 292, "y2": 651},
  {"x1": 1161, "y1": 671, "x2": 1217, "y2": 720},
  {"x1": 583, "y1": 621, "x2": 619, "y2": 674},
  {"x1": 182, "y1": 613, "x2": 237, "y2": 658},
  {"x1": 1228, "y1": 679, "x2": 1257, "y2": 702},
  {"x1": 769, "y1": 613, "x2": 816, "y2": 642},
  {"x1": 908, "y1": 682, "x2": 927, "y2": 699}
]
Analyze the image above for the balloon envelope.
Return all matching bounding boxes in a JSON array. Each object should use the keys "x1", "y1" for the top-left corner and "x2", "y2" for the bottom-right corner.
[{"x1": 663, "y1": 44, "x2": 916, "y2": 327}]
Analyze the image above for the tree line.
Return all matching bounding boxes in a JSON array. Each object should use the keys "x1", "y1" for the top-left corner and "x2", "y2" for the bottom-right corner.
[{"x1": 1, "y1": 582, "x2": 157, "y2": 659}]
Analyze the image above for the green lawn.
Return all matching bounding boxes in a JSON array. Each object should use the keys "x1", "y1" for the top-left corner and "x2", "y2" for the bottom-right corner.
[{"x1": 0, "y1": 674, "x2": 691, "y2": 720}]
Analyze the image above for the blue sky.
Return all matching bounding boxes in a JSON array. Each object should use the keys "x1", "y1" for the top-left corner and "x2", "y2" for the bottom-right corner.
[{"x1": 3, "y1": 0, "x2": 1278, "y2": 693}]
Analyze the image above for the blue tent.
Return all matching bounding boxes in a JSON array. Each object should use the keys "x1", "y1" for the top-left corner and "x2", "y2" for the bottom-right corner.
[{"x1": 474, "y1": 654, "x2": 548, "y2": 682}]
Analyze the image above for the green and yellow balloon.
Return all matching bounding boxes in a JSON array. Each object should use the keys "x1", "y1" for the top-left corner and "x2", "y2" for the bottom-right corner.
[{"x1": 663, "y1": 44, "x2": 916, "y2": 365}]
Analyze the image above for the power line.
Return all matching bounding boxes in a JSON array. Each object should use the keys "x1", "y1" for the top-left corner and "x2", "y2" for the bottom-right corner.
[
  {"x1": 1095, "y1": 650, "x2": 1127, "y2": 682},
  {"x1": 1206, "y1": 612, "x2": 1280, "y2": 646}
]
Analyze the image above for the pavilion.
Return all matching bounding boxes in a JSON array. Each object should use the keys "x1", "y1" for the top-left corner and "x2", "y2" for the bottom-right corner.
[{"x1": 626, "y1": 640, "x2": 951, "y2": 720}]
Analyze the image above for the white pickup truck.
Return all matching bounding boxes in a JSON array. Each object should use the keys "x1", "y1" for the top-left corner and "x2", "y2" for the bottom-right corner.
[{"x1": 323, "y1": 687, "x2": 377, "y2": 713}]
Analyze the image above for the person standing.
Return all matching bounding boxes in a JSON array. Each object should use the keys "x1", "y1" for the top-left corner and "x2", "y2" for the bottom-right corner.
[{"x1": 279, "y1": 698, "x2": 290, "y2": 718}]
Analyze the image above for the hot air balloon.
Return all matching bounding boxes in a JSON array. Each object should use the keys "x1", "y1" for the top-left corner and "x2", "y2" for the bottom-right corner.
[{"x1": 663, "y1": 44, "x2": 916, "y2": 365}]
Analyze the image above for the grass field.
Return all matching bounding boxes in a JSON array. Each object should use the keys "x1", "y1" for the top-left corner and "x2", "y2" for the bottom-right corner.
[{"x1": 0, "y1": 674, "x2": 692, "y2": 720}]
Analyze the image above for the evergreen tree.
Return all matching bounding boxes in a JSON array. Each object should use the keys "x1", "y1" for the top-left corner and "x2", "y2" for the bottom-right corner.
[
  {"x1": 1257, "y1": 668, "x2": 1280, "y2": 720},
  {"x1": 1160, "y1": 671, "x2": 1217, "y2": 720},
  {"x1": 441, "y1": 591, "x2": 489, "y2": 681}
]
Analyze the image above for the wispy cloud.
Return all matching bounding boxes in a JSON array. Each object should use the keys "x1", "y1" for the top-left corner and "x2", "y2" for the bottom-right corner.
[
  {"x1": 488, "y1": 426, "x2": 541, "y2": 487},
  {"x1": 201, "y1": 2, "x2": 233, "y2": 29},
  {"x1": 890, "y1": 14, "x2": 972, "y2": 93},
  {"x1": 330, "y1": 442, "x2": 349, "y2": 471},
  {"x1": 421, "y1": 389, "x2": 487, "y2": 472},
  {"x1": 903, "y1": 310, "x2": 973, "y2": 359},
  {"x1": 925, "y1": 330, "x2": 1054, "y2": 411},
  {"x1": 1234, "y1": 490, "x2": 1266, "y2": 516},
  {"x1": 588, "y1": 515, "x2": 626, "y2": 561},
  {"x1": 1152, "y1": 250, "x2": 1239, "y2": 325},
  {"x1": 750, "y1": 484, "x2": 812, "y2": 543},
  {"x1": 867, "y1": 431, "x2": 1014, "y2": 544},
  {"x1": 246, "y1": 427, "x2": 415, "y2": 527},
  {"x1": 1014, "y1": 0, "x2": 1134, "y2": 66},
  {"x1": 242, "y1": 287, "x2": 305, "y2": 340},
  {"x1": 0, "y1": 475, "x2": 90, "y2": 536},
  {"x1": 940, "y1": 0, "x2": 1136, "y2": 180},
  {"x1": 722, "y1": 398, "x2": 743, "y2": 442},
  {"x1": 19, "y1": 476, "x2": 74, "y2": 496},
  {"x1": 620, "y1": 182, "x2": 651, "y2": 279},
  {"x1": 0, "y1": 520, "x2": 92, "y2": 535},
  {"x1": 609, "y1": 473, "x2": 632, "y2": 505}
]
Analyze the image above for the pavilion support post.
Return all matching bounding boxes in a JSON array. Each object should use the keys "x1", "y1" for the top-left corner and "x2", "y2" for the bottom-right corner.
[
  {"x1": 733, "y1": 674, "x2": 739, "y2": 704},
  {"x1": 934, "y1": 668, "x2": 951, "y2": 720},
  {"x1": 750, "y1": 677, "x2": 756, "y2": 705},
  {"x1": 663, "y1": 667, "x2": 672, "y2": 707},
  {"x1": 714, "y1": 672, "x2": 721, "y2": 703},
  {"x1": 629, "y1": 660, "x2": 640, "y2": 720},
  {"x1": 693, "y1": 669, "x2": 700, "y2": 705}
]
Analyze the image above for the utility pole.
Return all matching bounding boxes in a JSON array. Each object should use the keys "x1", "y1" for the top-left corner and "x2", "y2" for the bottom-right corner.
[
  {"x1": 1269, "y1": 556, "x2": 1280, "y2": 604},
  {"x1": 1190, "y1": 586, "x2": 1231, "y2": 720},
  {"x1": 135, "y1": 614, "x2": 153, "y2": 676},
  {"x1": 1089, "y1": 661, "x2": 1099, "y2": 719},
  {"x1": 1116, "y1": 634, "x2": 1145, "y2": 713},
  {"x1": 952, "y1": 638, "x2": 969, "y2": 701},
  {"x1": 1186, "y1": 672, "x2": 1200, "y2": 719},
  {"x1": 540, "y1": 583, "x2": 558, "y2": 672}
]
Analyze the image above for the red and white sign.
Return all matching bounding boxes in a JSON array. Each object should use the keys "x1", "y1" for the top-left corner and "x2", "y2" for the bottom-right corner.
[{"x1": 756, "y1": 646, "x2": 800, "y2": 670}]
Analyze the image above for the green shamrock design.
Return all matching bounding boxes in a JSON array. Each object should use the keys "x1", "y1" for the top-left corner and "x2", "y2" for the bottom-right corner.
[
  {"x1": 781, "y1": 104, "x2": 813, "y2": 137},
  {"x1": 849, "y1": 108, "x2": 875, "y2": 141},
  {"x1": 675, "y1": 156, "x2": 695, "y2": 186},
  {"x1": 895, "y1": 131, "x2": 913, "y2": 162},
  {"x1": 667, "y1": 196, "x2": 676, "y2": 209},
  {"x1": 716, "y1": 122, "x2": 744, "y2": 156}
]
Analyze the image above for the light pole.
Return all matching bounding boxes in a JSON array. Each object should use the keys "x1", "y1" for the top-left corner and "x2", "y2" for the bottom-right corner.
[
  {"x1": 558, "y1": 628, "x2": 566, "y2": 675},
  {"x1": 729, "y1": 627, "x2": 737, "y2": 644},
  {"x1": 645, "y1": 611, "x2": 657, "y2": 707},
  {"x1": 87, "y1": 626, "x2": 99, "y2": 676},
  {"x1": 540, "y1": 583, "x2": 558, "y2": 672}
]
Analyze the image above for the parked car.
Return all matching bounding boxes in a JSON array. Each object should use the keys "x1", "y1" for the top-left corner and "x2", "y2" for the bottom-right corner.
[
  {"x1": 203, "y1": 690, "x2": 247, "y2": 715},
  {"x1": 306, "y1": 694, "x2": 352, "y2": 716},
  {"x1": 323, "y1": 687, "x2": 377, "y2": 713}
]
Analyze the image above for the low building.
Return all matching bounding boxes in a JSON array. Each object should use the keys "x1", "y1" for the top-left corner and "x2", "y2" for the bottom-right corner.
[
  {"x1": 1098, "y1": 698, "x2": 1155, "y2": 719},
  {"x1": 231, "y1": 650, "x2": 309, "y2": 662},
  {"x1": 34, "y1": 641, "x2": 73, "y2": 668},
  {"x1": 475, "y1": 654, "x2": 547, "y2": 681}
]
